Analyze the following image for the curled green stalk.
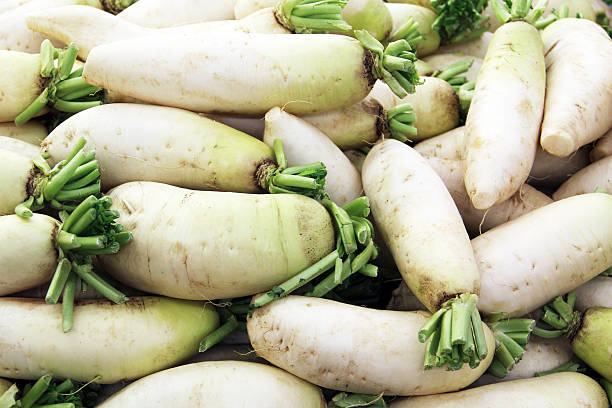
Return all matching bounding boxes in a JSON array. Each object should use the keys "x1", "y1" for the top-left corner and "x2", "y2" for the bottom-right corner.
[
  {"x1": 355, "y1": 30, "x2": 421, "y2": 97},
  {"x1": 418, "y1": 293, "x2": 488, "y2": 371},
  {"x1": 532, "y1": 290, "x2": 582, "y2": 339},
  {"x1": 431, "y1": 0, "x2": 490, "y2": 44},
  {"x1": 251, "y1": 196, "x2": 378, "y2": 310},
  {"x1": 14, "y1": 41, "x2": 103, "y2": 127},
  {"x1": 433, "y1": 57, "x2": 474, "y2": 83},
  {"x1": 491, "y1": 0, "x2": 549, "y2": 24},
  {"x1": 386, "y1": 103, "x2": 418, "y2": 142},
  {"x1": 389, "y1": 16, "x2": 424, "y2": 47},
  {"x1": 258, "y1": 139, "x2": 328, "y2": 201},
  {"x1": 275, "y1": 0, "x2": 353, "y2": 34},
  {"x1": 44, "y1": 194, "x2": 132, "y2": 332},
  {"x1": 13, "y1": 138, "x2": 102, "y2": 218},
  {"x1": 535, "y1": 356, "x2": 587, "y2": 377},
  {"x1": 486, "y1": 317, "x2": 535, "y2": 378}
]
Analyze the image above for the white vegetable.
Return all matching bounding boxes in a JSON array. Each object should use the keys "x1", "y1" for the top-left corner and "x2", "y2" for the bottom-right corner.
[
  {"x1": 437, "y1": 32, "x2": 493, "y2": 58},
  {"x1": 0, "y1": 121, "x2": 46, "y2": 145},
  {"x1": 98, "y1": 361, "x2": 325, "y2": 407},
  {"x1": 99, "y1": 182, "x2": 335, "y2": 300},
  {"x1": 591, "y1": 128, "x2": 612, "y2": 162},
  {"x1": 0, "y1": 136, "x2": 41, "y2": 157},
  {"x1": 247, "y1": 296, "x2": 495, "y2": 395},
  {"x1": 390, "y1": 372, "x2": 608, "y2": 407},
  {"x1": 540, "y1": 19, "x2": 612, "y2": 157},
  {"x1": 575, "y1": 276, "x2": 612, "y2": 311},
  {"x1": 474, "y1": 193, "x2": 612, "y2": 317},
  {"x1": 553, "y1": 155, "x2": 612, "y2": 200},
  {"x1": 117, "y1": 0, "x2": 236, "y2": 28},
  {"x1": 422, "y1": 53, "x2": 483, "y2": 82},
  {"x1": 0, "y1": 297, "x2": 219, "y2": 382},
  {"x1": 263, "y1": 107, "x2": 362, "y2": 205},
  {"x1": 464, "y1": 22, "x2": 546, "y2": 209}
]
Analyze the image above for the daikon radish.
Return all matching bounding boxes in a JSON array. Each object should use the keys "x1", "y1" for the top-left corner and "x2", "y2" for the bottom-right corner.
[{"x1": 553, "y1": 155, "x2": 612, "y2": 199}]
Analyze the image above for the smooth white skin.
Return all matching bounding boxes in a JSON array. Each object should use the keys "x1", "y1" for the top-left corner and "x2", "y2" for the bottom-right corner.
[
  {"x1": 0, "y1": 214, "x2": 58, "y2": 296},
  {"x1": 414, "y1": 126, "x2": 591, "y2": 189},
  {"x1": 575, "y1": 276, "x2": 612, "y2": 311},
  {"x1": 391, "y1": 372, "x2": 608, "y2": 407},
  {"x1": 26, "y1": 6, "x2": 289, "y2": 60},
  {"x1": 247, "y1": 296, "x2": 495, "y2": 396},
  {"x1": 473, "y1": 337, "x2": 573, "y2": 387},
  {"x1": 422, "y1": 53, "x2": 483, "y2": 82},
  {"x1": 99, "y1": 361, "x2": 325, "y2": 408},
  {"x1": 0, "y1": 136, "x2": 40, "y2": 157},
  {"x1": 540, "y1": 19, "x2": 612, "y2": 157},
  {"x1": 361, "y1": 139, "x2": 479, "y2": 311},
  {"x1": 385, "y1": 4, "x2": 440, "y2": 57},
  {"x1": 0, "y1": 0, "x2": 33, "y2": 14},
  {"x1": 0, "y1": 0, "x2": 99, "y2": 52},
  {"x1": 234, "y1": 0, "x2": 276, "y2": 19},
  {"x1": 591, "y1": 128, "x2": 612, "y2": 162},
  {"x1": 0, "y1": 297, "x2": 220, "y2": 383},
  {"x1": 474, "y1": 193, "x2": 612, "y2": 317},
  {"x1": 0, "y1": 149, "x2": 33, "y2": 215},
  {"x1": 465, "y1": 22, "x2": 546, "y2": 209},
  {"x1": 117, "y1": 0, "x2": 236, "y2": 28},
  {"x1": 437, "y1": 31, "x2": 493, "y2": 59},
  {"x1": 100, "y1": 182, "x2": 335, "y2": 300},
  {"x1": 42, "y1": 103, "x2": 274, "y2": 192},
  {"x1": 83, "y1": 32, "x2": 372, "y2": 115},
  {"x1": 26, "y1": 5, "x2": 153, "y2": 60},
  {"x1": 425, "y1": 157, "x2": 552, "y2": 236},
  {"x1": 553, "y1": 155, "x2": 612, "y2": 200},
  {"x1": 263, "y1": 107, "x2": 363, "y2": 205},
  {"x1": 0, "y1": 121, "x2": 46, "y2": 145},
  {"x1": 368, "y1": 78, "x2": 459, "y2": 141}
]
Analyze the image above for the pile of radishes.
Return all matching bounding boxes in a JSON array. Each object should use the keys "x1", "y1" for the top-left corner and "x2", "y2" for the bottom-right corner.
[{"x1": 0, "y1": 0, "x2": 611, "y2": 406}]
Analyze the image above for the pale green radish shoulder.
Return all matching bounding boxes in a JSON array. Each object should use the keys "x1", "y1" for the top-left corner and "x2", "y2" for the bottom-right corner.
[
  {"x1": 0, "y1": 296, "x2": 219, "y2": 383},
  {"x1": 390, "y1": 372, "x2": 608, "y2": 407},
  {"x1": 0, "y1": 214, "x2": 59, "y2": 296},
  {"x1": 475, "y1": 193, "x2": 612, "y2": 317},
  {"x1": 247, "y1": 296, "x2": 495, "y2": 396},
  {"x1": 98, "y1": 361, "x2": 326, "y2": 408},
  {"x1": 99, "y1": 181, "x2": 335, "y2": 300},
  {"x1": 343, "y1": 0, "x2": 393, "y2": 42},
  {"x1": 0, "y1": 149, "x2": 36, "y2": 215},
  {"x1": 0, "y1": 121, "x2": 46, "y2": 145},
  {"x1": 386, "y1": 3, "x2": 440, "y2": 56},
  {"x1": 42, "y1": 103, "x2": 276, "y2": 193},
  {"x1": 0, "y1": 136, "x2": 41, "y2": 157}
]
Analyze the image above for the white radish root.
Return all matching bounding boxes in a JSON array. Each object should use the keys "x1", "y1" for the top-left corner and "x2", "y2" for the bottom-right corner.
[{"x1": 553, "y1": 155, "x2": 612, "y2": 199}]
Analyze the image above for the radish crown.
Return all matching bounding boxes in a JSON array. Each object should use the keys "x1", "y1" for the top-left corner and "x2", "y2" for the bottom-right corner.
[
  {"x1": 490, "y1": 0, "x2": 549, "y2": 24},
  {"x1": 386, "y1": 104, "x2": 418, "y2": 142},
  {"x1": 533, "y1": 290, "x2": 582, "y2": 340},
  {"x1": 14, "y1": 138, "x2": 102, "y2": 218},
  {"x1": 418, "y1": 293, "x2": 489, "y2": 371},
  {"x1": 14, "y1": 40, "x2": 104, "y2": 127},
  {"x1": 275, "y1": 0, "x2": 353, "y2": 34},
  {"x1": 388, "y1": 16, "x2": 425, "y2": 47},
  {"x1": 355, "y1": 30, "x2": 421, "y2": 97},
  {"x1": 486, "y1": 317, "x2": 536, "y2": 378},
  {"x1": 431, "y1": 0, "x2": 491, "y2": 44},
  {"x1": 102, "y1": 0, "x2": 139, "y2": 14}
]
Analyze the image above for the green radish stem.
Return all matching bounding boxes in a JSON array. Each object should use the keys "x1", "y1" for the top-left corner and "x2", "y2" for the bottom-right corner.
[
  {"x1": 15, "y1": 41, "x2": 104, "y2": 127},
  {"x1": 21, "y1": 374, "x2": 52, "y2": 408},
  {"x1": 43, "y1": 192, "x2": 132, "y2": 331},
  {"x1": 491, "y1": 0, "x2": 549, "y2": 23},
  {"x1": 533, "y1": 291, "x2": 582, "y2": 339},
  {"x1": 389, "y1": 16, "x2": 425, "y2": 46},
  {"x1": 535, "y1": 357, "x2": 587, "y2": 376},
  {"x1": 431, "y1": 0, "x2": 491, "y2": 44},
  {"x1": 275, "y1": 0, "x2": 353, "y2": 34},
  {"x1": 13, "y1": 138, "x2": 102, "y2": 218},
  {"x1": 329, "y1": 392, "x2": 386, "y2": 407},
  {"x1": 486, "y1": 317, "x2": 536, "y2": 378},
  {"x1": 355, "y1": 30, "x2": 421, "y2": 97},
  {"x1": 250, "y1": 196, "x2": 379, "y2": 310},
  {"x1": 386, "y1": 104, "x2": 418, "y2": 142},
  {"x1": 458, "y1": 81, "x2": 475, "y2": 112},
  {"x1": 419, "y1": 293, "x2": 488, "y2": 370}
]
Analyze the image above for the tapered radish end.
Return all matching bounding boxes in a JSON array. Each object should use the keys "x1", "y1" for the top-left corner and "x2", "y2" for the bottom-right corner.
[
  {"x1": 541, "y1": 132, "x2": 577, "y2": 158},
  {"x1": 468, "y1": 190, "x2": 498, "y2": 210}
]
